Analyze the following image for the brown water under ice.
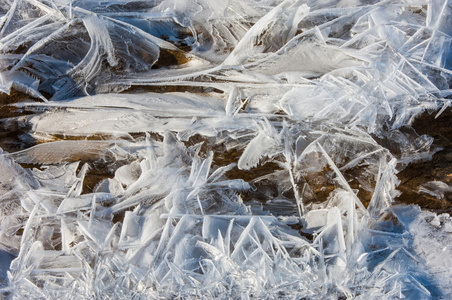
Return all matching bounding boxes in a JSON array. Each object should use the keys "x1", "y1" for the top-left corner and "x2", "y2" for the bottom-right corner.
[{"x1": 0, "y1": 90, "x2": 451, "y2": 213}]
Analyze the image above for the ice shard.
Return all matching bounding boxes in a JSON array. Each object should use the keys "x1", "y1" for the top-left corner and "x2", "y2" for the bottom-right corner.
[{"x1": 0, "y1": 0, "x2": 451, "y2": 298}]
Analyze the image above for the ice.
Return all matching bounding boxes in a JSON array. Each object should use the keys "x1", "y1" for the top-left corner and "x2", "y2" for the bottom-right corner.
[
  {"x1": 223, "y1": 0, "x2": 310, "y2": 66},
  {"x1": 1, "y1": 0, "x2": 452, "y2": 298},
  {"x1": 237, "y1": 120, "x2": 279, "y2": 170},
  {"x1": 418, "y1": 180, "x2": 452, "y2": 201}
]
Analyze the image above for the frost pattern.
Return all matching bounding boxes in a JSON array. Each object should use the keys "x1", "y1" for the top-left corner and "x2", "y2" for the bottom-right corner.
[{"x1": 0, "y1": 0, "x2": 452, "y2": 299}]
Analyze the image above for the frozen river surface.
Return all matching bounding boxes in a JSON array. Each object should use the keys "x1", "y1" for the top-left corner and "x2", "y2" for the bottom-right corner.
[{"x1": 0, "y1": 0, "x2": 452, "y2": 298}]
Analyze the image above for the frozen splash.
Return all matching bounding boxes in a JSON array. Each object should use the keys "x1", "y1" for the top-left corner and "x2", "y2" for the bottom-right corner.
[{"x1": 0, "y1": 0, "x2": 452, "y2": 299}]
